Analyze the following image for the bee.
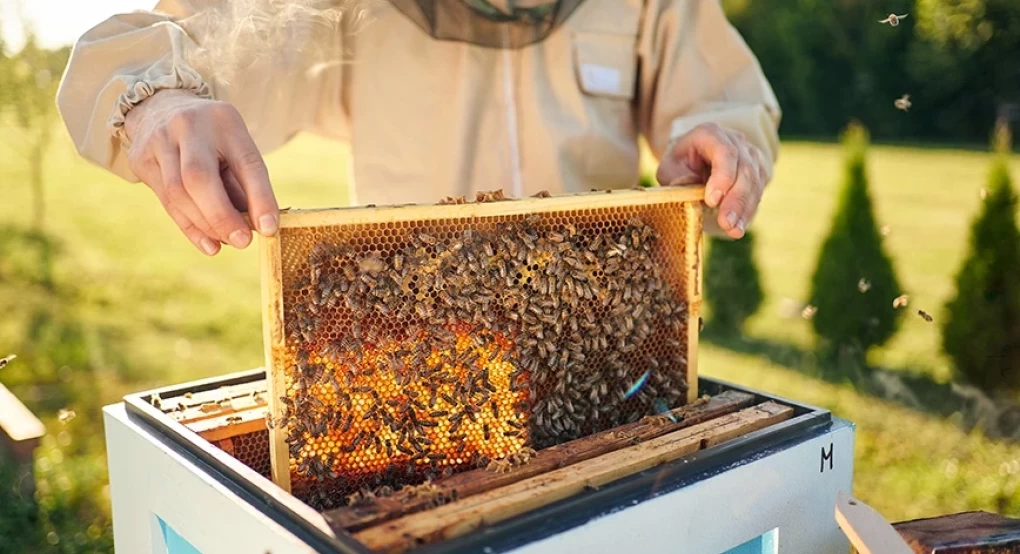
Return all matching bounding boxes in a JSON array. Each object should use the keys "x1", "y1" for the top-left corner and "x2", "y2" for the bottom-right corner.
[
  {"x1": 894, "y1": 94, "x2": 912, "y2": 112},
  {"x1": 879, "y1": 13, "x2": 908, "y2": 27},
  {"x1": 58, "y1": 408, "x2": 76, "y2": 424},
  {"x1": 483, "y1": 424, "x2": 491, "y2": 441},
  {"x1": 449, "y1": 417, "x2": 463, "y2": 434},
  {"x1": 917, "y1": 309, "x2": 934, "y2": 323},
  {"x1": 893, "y1": 294, "x2": 910, "y2": 309},
  {"x1": 801, "y1": 305, "x2": 818, "y2": 320}
]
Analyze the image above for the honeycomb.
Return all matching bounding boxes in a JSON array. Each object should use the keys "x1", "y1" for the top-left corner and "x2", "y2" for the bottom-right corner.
[
  {"x1": 212, "y1": 431, "x2": 273, "y2": 479},
  {"x1": 268, "y1": 191, "x2": 698, "y2": 509}
]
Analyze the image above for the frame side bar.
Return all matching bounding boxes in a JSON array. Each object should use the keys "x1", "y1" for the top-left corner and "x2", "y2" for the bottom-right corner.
[
  {"x1": 685, "y1": 201, "x2": 703, "y2": 404},
  {"x1": 261, "y1": 233, "x2": 292, "y2": 492}
]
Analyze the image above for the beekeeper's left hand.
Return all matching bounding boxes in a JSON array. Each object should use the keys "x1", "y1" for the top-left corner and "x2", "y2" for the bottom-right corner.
[{"x1": 655, "y1": 123, "x2": 770, "y2": 239}]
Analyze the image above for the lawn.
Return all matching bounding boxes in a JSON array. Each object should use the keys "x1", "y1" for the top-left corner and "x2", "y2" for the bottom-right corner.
[{"x1": 1, "y1": 128, "x2": 1018, "y2": 551}]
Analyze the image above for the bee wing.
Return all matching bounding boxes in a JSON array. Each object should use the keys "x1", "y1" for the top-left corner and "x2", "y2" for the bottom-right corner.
[{"x1": 898, "y1": 14, "x2": 908, "y2": 19}]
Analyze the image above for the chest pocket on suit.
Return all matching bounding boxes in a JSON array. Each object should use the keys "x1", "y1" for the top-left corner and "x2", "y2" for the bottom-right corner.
[
  {"x1": 573, "y1": 32, "x2": 637, "y2": 100},
  {"x1": 571, "y1": 31, "x2": 640, "y2": 184}
]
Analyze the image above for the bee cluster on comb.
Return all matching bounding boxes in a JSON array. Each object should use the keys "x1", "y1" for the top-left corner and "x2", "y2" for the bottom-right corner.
[{"x1": 266, "y1": 189, "x2": 699, "y2": 510}]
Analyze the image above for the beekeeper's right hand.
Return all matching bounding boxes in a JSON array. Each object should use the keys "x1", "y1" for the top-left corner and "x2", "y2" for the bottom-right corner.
[{"x1": 124, "y1": 89, "x2": 280, "y2": 256}]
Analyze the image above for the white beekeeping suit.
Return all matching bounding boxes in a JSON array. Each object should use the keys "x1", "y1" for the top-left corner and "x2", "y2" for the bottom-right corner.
[{"x1": 57, "y1": 0, "x2": 781, "y2": 207}]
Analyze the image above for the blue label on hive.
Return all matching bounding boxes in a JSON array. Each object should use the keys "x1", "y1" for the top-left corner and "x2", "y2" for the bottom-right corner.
[{"x1": 154, "y1": 514, "x2": 203, "y2": 554}]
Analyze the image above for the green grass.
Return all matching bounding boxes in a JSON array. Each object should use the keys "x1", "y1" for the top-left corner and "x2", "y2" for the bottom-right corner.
[{"x1": 1, "y1": 129, "x2": 1019, "y2": 551}]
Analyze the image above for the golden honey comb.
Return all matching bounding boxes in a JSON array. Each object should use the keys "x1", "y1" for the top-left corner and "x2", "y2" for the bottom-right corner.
[{"x1": 261, "y1": 187, "x2": 704, "y2": 509}]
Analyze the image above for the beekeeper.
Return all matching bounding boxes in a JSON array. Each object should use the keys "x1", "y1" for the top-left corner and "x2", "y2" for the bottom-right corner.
[{"x1": 57, "y1": 0, "x2": 780, "y2": 257}]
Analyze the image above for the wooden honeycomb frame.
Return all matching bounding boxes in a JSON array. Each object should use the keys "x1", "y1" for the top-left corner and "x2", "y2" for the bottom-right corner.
[{"x1": 260, "y1": 186, "x2": 705, "y2": 495}]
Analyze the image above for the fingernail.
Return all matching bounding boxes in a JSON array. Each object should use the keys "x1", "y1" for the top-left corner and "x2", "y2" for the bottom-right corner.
[
  {"x1": 229, "y1": 229, "x2": 251, "y2": 249},
  {"x1": 200, "y1": 237, "x2": 219, "y2": 256},
  {"x1": 726, "y1": 211, "x2": 739, "y2": 228},
  {"x1": 259, "y1": 214, "x2": 278, "y2": 235},
  {"x1": 737, "y1": 218, "x2": 747, "y2": 233},
  {"x1": 709, "y1": 189, "x2": 724, "y2": 207}
]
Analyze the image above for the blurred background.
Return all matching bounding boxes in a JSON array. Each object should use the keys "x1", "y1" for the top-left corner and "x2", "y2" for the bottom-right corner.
[{"x1": 2, "y1": 0, "x2": 1020, "y2": 552}]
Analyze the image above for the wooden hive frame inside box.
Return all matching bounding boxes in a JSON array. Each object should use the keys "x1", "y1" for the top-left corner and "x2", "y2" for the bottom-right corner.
[{"x1": 260, "y1": 186, "x2": 705, "y2": 497}]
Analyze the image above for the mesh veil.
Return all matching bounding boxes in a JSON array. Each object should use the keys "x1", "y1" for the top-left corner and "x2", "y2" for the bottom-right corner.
[{"x1": 386, "y1": 0, "x2": 586, "y2": 48}]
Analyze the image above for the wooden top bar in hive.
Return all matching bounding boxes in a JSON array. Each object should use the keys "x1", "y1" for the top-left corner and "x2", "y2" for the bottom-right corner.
[{"x1": 260, "y1": 186, "x2": 705, "y2": 502}]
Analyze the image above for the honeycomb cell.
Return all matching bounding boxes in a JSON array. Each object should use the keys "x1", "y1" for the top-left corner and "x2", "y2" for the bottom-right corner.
[
  {"x1": 212, "y1": 430, "x2": 272, "y2": 479},
  {"x1": 271, "y1": 197, "x2": 694, "y2": 510}
]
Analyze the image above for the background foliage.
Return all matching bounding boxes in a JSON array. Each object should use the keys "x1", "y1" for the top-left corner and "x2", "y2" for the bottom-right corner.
[
  {"x1": 808, "y1": 123, "x2": 904, "y2": 366},
  {"x1": 942, "y1": 125, "x2": 1020, "y2": 391},
  {"x1": 724, "y1": 0, "x2": 1020, "y2": 142},
  {"x1": 704, "y1": 231, "x2": 764, "y2": 334}
]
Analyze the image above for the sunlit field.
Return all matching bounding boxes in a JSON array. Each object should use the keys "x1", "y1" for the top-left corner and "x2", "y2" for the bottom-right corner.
[{"x1": 1, "y1": 130, "x2": 1019, "y2": 550}]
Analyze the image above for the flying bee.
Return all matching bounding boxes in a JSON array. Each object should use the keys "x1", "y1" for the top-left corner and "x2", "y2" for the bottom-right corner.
[
  {"x1": 58, "y1": 408, "x2": 76, "y2": 424},
  {"x1": 893, "y1": 294, "x2": 910, "y2": 309},
  {"x1": 917, "y1": 309, "x2": 934, "y2": 323},
  {"x1": 879, "y1": 13, "x2": 908, "y2": 27},
  {"x1": 895, "y1": 94, "x2": 912, "y2": 112}
]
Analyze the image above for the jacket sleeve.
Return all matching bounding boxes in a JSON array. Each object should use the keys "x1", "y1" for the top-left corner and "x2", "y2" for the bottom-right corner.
[
  {"x1": 637, "y1": 0, "x2": 781, "y2": 177},
  {"x1": 56, "y1": 0, "x2": 347, "y2": 182}
]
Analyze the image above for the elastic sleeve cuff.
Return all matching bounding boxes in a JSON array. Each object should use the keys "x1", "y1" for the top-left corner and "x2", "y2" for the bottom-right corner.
[{"x1": 107, "y1": 65, "x2": 212, "y2": 147}]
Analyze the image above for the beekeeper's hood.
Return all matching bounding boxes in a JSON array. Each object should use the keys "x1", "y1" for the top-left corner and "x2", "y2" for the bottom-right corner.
[{"x1": 386, "y1": 0, "x2": 586, "y2": 48}]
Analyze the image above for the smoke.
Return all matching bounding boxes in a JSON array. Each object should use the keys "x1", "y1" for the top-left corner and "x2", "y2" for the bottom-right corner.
[{"x1": 180, "y1": 0, "x2": 374, "y2": 86}]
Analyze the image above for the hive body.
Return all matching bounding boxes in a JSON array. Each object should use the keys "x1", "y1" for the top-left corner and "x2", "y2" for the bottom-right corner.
[{"x1": 260, "y1": 188, "x2": 704, "y2": 507}]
